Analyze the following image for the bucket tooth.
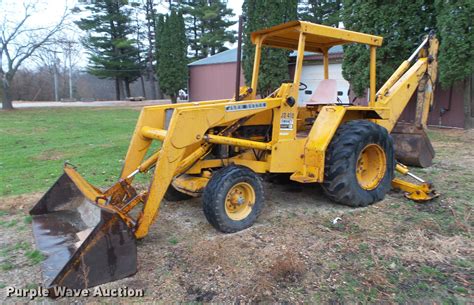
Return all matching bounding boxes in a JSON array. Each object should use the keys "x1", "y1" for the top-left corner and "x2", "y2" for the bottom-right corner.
[
  {"x1": 30, "y1": 171, "x2": 137, "y2": 292},
  {"x1": 391, "y1": 122, "x2": 435, "y2": 168}
]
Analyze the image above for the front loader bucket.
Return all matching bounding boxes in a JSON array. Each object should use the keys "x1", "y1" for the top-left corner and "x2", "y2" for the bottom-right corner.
[
  {"x1": 30, "y1": 170, "x2": 137, "y2": 293},
  {"x1": 391, "y1": 122, "x2": 435, "y2": 168}
]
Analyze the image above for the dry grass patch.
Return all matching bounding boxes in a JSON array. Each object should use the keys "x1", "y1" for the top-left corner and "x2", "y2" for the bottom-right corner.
[
  {"x1": 33, "y1": 149, "x2": 65, "y2": 161},
  {"x1": 269, "y1": 251, "x2": 306, "y2": 284},
  {"x1": 378, "y1": 229, "x2": 472, "y2": 264}
]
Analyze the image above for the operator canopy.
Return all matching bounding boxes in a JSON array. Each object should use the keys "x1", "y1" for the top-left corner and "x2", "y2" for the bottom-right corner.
[{"x1": 251, "y1": 21, "x2": 383, "y2": 53}]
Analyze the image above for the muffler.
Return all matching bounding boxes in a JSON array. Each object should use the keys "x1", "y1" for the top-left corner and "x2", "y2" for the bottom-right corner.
[
  {"x1": 30, "y1": 166, "x2": 137, "y2": 293},
  {"x1": 391, "y1": 122, "x2": 435, "y2": 168}
]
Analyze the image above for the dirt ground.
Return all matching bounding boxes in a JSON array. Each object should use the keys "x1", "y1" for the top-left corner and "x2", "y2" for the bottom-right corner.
[{"x1": 0, "y1": 128, "x2": 472, "y2": 303}]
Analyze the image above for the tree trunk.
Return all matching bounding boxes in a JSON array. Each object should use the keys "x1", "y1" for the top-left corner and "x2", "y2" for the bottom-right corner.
[
  {"x1": 1, "y1": 78, "x2": 14, "y2": 110},
  {"x1": 170, "y1": 93, "x2": 177, "y2": 104},
  {"x1": 193, "y1": 15, "x2": 199, "y2": 58},
  {"x1": 119, "y1": 79, "x2": 126, "y2": 100},
  {"x1": 147, "y1": 65, "x2": 157, "y2": 99},
  {"x1": 124, "y1": 79, "x2": 131, "y2": 98},
  {"x1": 139, "y1": 75, "x2": 146, "y2": 98},
  {"x1": 145, "y1": 0, "x2": 161, "y2": 99},
  {"x1": 115, "y1": 78, "x2": 120, "y2": 100},
  {"x1": 156, "y1": 75, "x2": 164, "y2": 99}
]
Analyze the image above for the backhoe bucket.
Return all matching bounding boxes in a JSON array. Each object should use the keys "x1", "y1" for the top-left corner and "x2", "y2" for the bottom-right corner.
[
  {"x1": 392, "y1": 122, "x2": 435, "y2": 168},
  {"x1": 30, "y1": 169, "x2": 137, "y2": 292}
]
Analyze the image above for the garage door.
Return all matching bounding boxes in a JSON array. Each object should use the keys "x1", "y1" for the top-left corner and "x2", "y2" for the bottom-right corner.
[{"x1": 297, "y1": 63, "x2": 350, "y2": 105}]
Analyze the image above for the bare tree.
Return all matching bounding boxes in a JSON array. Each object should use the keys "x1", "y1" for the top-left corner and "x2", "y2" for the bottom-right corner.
[{"x1": 0, "y1": 1, "x2": 69, "y2": 110}]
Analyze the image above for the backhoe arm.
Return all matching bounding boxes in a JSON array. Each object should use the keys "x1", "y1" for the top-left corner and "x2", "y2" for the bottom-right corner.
[
  {"x1": 376, "y1": 33, "x2": 439, "y2": 132},
  {"x1": 374, "y1": 33, "x2": 440, "y2": 199}
]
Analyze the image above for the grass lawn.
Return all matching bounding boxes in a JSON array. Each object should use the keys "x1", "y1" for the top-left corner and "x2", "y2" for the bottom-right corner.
[{"x1": 0, "y1": 107, "x2": 157, "y2": 196}]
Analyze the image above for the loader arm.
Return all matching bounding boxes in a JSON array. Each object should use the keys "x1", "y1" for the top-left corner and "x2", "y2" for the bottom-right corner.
[
  {"x1": 131, "y1": 98, "x2": 283, "y2": 238},
  {"x1": 119, "y1": 99, "x2": 231, "y2": 178}
]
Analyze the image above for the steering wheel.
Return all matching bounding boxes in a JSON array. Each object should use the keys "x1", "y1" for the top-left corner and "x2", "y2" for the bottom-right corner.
[{"x1": 281, "y1": 79, "x2": 308, "y2": 91}]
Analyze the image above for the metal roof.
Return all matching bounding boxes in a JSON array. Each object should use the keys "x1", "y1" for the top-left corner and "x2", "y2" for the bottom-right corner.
[
  {"x1": 188, "y1": 49, "x2": 238, "y2": 66},
  {"x1": 251, "y1": 21, "x2": 383, "y2": 52},
  {"x1": 188, "y1": 45, "x2": 343, "y2": 67}
]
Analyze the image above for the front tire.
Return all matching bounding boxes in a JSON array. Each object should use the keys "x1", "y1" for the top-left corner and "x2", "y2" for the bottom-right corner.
[
  {"x1": 203, "y1": 165, "x2": 264, "y2": 233},
  {"x1": 322, "y1": 120, "x2": 394, "y2": 207}
]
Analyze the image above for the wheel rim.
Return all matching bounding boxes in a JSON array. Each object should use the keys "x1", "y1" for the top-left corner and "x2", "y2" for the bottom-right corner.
[
  {"x1": 224, "y1": 182, "x2": 255, "y2": 221},
  {"x1": 356, "y1": 144, "x2": 386, "y2": 190}
]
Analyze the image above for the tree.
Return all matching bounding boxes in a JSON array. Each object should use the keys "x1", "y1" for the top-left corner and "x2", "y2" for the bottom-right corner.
[
  {"x1": 156, "y1": 11, "x2": 188, "y2": 103},
  {"x1": 143, "y1": 0, "x2": 163, "y2": 99},
  {"x1": 181, "y1": 0, "x2": 236, "y2": 59},
  {"x1": 341, "y1": 0, "x2": 436, "y2": 97},
  {"x1": 0, "y1": 2, "x2": 68, "y2": 110},
  {"x1": 75, "y1": 0, "x2": 143, "y2": 100},
  {"x1": 242, "y1": 0, "x2": 298, "y2": 96},
  {"x1": 127, "y1": 0, "x2": 164, "y2": 99},
  {"x1": 130, "y1": 1, "x2": 148, "y2": 98},
  {"x1": 298, "y1": 0, "x2": 342, "y2": 27},
  {"x1": 181, "y1": 1, "x2": 201, "y2": 59},
  {"x1": 435, "y1": 0, "x2": 474, "y2": 88}
]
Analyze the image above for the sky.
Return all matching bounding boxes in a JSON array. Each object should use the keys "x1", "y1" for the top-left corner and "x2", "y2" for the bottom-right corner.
[
  {"x1": 0, "y1": 0, "x2": 243, "y2": 29},
  {"x1": 0, "y1": 0, "x2": 244, "y2": 69}
]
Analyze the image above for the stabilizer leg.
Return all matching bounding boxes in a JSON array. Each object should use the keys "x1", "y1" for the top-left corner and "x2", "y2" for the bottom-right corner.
[{"x1": 392, "y1": 163, "x2": 439, "y2": 202}]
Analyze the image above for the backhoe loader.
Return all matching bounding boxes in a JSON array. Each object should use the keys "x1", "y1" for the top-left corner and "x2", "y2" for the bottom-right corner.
[{"x1": 30, "y1": 21, "x2": 439, "y2": 292}]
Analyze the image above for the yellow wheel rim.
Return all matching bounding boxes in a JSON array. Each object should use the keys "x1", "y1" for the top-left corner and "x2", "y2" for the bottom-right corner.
[
  {"x1": 224, "y1": 182, "x2": 255, "y2": 221},
  {"x1": 356, "y1": 144, "x2": 386, "y2": 190}
]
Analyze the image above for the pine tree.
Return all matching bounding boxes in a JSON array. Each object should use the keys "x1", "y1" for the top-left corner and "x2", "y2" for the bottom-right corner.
[
  {"x1": 242, "y1": 0, "x2": 298, "y2": 96},
  {"x1": 201, "y1": 0, "x2": 236, "y2": 56},
  {"x1": 181, "y1": 0, "x2": 236, "y2": 59},
  {"x1": 156, "y1": 11, "x2": 188, "y2": 103},
  {"x1": 181, "y1": 1, "x2": 202, "y2": 58},
  {"x1": 435, "y1": 0, "x2": 474, "y2": 88},
  {"x1": 298, "y1": 0, "x2": 342, "y2": 27},
  {"x1": 76, "y1": 0, "x2": 143, "y2": 100},
  {"x1": 142, "y1": 0, "x2": 163, "y2": 99},
  {"x1": 341, "y1": 0, "x2": 436, "y2": 97}
]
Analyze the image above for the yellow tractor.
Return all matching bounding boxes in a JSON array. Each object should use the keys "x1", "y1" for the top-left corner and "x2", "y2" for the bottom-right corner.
[{"x1": 30, "y1": 21, "x2": 439, "y2": 291}]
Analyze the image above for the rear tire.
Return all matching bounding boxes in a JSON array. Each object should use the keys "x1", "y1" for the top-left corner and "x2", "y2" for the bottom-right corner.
[
  {"x1": 322, "y1": 120, "x2": 394, "y2": 207},
  {"x1": 203, "y1": 165, "x2": 264, "y2": 233}
]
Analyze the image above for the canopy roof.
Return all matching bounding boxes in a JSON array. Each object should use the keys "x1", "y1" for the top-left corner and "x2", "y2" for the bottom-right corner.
[{"x1": 251, "y1": 21, "x2": 383, "y2": 53}]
